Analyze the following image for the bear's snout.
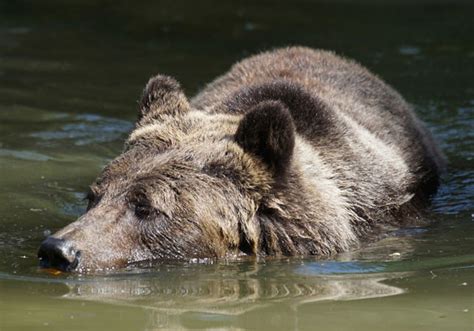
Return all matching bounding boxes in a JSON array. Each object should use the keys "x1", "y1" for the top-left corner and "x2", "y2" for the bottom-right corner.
[{"x1": 38, "y1": 237, "x2": 81, "y2": 272}]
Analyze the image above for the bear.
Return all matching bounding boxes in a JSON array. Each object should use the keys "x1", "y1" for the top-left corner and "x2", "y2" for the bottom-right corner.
[{"x1": 38, "y1": 47, "x2": 444, "y2": 272}]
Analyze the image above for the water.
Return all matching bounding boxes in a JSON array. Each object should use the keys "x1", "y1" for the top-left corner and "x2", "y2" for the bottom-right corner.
[{"x1": 1, "y1": 1, "x2": 473, "y2": 330}]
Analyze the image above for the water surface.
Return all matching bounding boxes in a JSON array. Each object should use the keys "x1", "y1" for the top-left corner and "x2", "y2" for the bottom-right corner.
[{"x1": 0, "y1": 1, "x2": 473, "y2": 330}]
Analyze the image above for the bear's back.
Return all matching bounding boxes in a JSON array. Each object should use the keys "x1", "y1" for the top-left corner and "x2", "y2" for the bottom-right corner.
[
  {"x1": 192, "y1": 47, "x2": 444, "y2": 196},
  {"x1": 194, "y1": 48, "x2": 414, "y2": 145}
]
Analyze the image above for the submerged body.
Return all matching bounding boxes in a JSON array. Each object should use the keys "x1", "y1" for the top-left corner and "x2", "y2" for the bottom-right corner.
[{"x1": 38, "y1": 47, "x2": 444, "y2": 272}]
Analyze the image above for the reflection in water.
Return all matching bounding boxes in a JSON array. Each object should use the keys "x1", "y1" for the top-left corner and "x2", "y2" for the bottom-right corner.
[
  {"x1": 61, "y1": 262, "x2": 406, "y2": 329},
  {"x1": 65, "y1": 274, "x2": 405, "y2": 312}
]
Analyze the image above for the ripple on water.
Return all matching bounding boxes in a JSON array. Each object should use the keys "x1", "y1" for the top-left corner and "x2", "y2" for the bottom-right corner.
[
  {"x1": 0, "y1": 149, "x2": 52, "y2": 161},
  {"x1": 295, "y1": 261, "x2": 385, "y2": 275},
  {"x1": 419, "y1": 101, "x2": 474, "y2": 216},
  {"x1": 30, "y1": 113, "x2": 133, "y2": 146},
  {"x1": 399, "y1": 45, "x2": 421, "y2": 56},
  {"x1": 433, "y1": 170, "x2": 474, "y2": 215}
]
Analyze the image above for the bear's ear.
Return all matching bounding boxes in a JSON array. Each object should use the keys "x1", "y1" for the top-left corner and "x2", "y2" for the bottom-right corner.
[
  {"x1": 235, "y1": 100, "x2": 295, "y2": 177},
  {"x1": 137, "y1": 75, "x2": 190, "y2": 125}
]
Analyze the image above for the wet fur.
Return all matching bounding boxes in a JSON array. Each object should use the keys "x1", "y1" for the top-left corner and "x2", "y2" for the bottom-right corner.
[{"x1": 48, "y1": 47, "x2": 444, "y2": 270}]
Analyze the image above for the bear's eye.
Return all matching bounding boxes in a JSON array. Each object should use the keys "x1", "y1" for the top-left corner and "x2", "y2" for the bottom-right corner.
[
  {"x1": 84, "y1": 188, "x2": 100, "y2": 211},
  {"x1": 134, "y1": 202, "x2": 152, "y2": 219}
]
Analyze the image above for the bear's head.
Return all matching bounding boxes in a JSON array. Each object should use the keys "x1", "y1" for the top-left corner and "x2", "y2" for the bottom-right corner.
[{"x1": 37, "y1": 75, "x2": 298, "y2": 272}]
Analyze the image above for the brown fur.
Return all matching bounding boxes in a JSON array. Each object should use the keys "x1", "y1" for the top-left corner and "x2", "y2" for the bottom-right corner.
[{"x1": 38, "y1": 47, "x2": 444, "y2": 272}]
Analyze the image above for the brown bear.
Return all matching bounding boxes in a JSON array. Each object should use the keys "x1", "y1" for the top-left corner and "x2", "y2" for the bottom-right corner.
[{"x1": 38, "y1": 47, "x2": 444, "y2": 272}]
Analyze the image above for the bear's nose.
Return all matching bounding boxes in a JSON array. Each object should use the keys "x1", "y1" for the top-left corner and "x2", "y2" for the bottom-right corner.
[{"x1": 38, "y1": 237, "x2": 81, "y2": 272}]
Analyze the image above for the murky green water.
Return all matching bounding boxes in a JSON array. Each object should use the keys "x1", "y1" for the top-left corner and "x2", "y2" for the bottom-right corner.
[{"x1": 1, "y1": 1, "x2": 473, "y2": 330}]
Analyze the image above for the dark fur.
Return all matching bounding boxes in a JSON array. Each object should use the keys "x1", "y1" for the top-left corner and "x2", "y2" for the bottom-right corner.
[{"x1": 235, "y1": 100, "x2": 295, "y2": 177}]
